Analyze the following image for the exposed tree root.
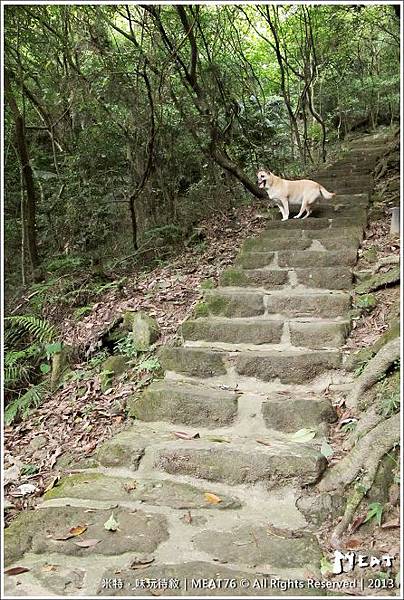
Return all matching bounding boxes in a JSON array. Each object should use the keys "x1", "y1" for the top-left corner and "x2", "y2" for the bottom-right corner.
[
  {"x1": 354, "y1": 266, "x2": 400, "y2": 294},
  {"x1": 346, "y1": 338, "x2": 400, "y2": 408},
  {"x1": 372, "y1": 255, "x2": 400, "y2": 274},
  {"x1": 319, "y1": 412, "x2": 400, "y2": 494},
  {"x1": 342, "y1": 405, "x2": 384, "y2": 451}
]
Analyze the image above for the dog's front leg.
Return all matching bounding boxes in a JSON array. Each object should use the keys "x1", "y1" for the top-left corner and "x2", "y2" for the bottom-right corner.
[{"x1": 279, "y1": 197, "x2": 289, "y2": 221}]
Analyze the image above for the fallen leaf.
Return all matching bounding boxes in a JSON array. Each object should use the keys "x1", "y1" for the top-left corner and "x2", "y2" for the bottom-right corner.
[
  {"x1": 104, "y1": 512, "x2": 119, "y2": 531},
  {"x1": 122, "y1": 481, "x2": 137, "y2": 493},
  {"x1": 41, "y1": 564, "x2": 58, "y2": 572},
  {"x1": 288, "y1": 428, "x2": 317, "y2": 443},
  {"x1": 73, "y1": 538, "x2": 101, "y2": 548},
  {"x1": 5, "y1": 566, "x2": 30, "y2": 576},
  {"x1": 381, "y1": 518, "x2": 400, "y2": 529},
  {"x1": 320, "y1": 440, "x2": 334, "y2": 458},
  {"x1": 256, "y1": 439, "x2": 272, "y2": 447},
  {"x1": 346, "y1": 538, "x2": 361, "y2": 549},
  {"x1": 4, "y1": 465, "x2": 20, "y2": 485},
  {"x1": 206, "y1": 436, "x2": 230, "y2": 443},
  {"x1": 204, "y1": 492, "x2": 222, "y2": 505},
  {"x1": 54, "y1": 525, "x2": 87, "y2": 541},
  {"x1": 44, "y1": 475, "x2": 60, "y2": 493},
  {"x1": 130, "y1": 556, "x2": 155, "y2": 570},
  {"x1": 182, "y1": 511, "x2": 193, "y2": 524},
  {"x1": 173, "y1": 431, "x2": 200, "y2": 440}
]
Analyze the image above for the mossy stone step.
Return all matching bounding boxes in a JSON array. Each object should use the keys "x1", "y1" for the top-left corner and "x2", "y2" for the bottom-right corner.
[
  {"x1": 242, "y1": 237, "x2": 311, "y2": 252},
  {"x1": 277, "y1": 248, "x2": 357, "y2": 267},
  {"x1": 258, "y1": 225, "x2": 363, "y2": 240},
  {"x1": 43, "y1": 472, "x2": 241, "y2": 510},
  {"x1": 182, "y1": 317, "x2": 284, "y2": 344},
  {"x1": 194, "y1": 525, "x2": 322, "y2": 570},
  {"x1": 220, "y1": 267, "x2": 288, "y2": 289},
  {"x1": 235, "y1": 349, "x2": 341, "y2": 383},
  {"x1": 236, "y1": 251, "x2": 276, "y2": 269},
  {"x1": 159, "y1": 346, "x2": 227, "y2": 377},
  {"x1": 4, "y1": 505, "x2": 168, "y2": 566},
  {"x1": 196, "y1": 289, "x2": 265, "y2": 317},
  {"x1": 129, "y1": 380, "x2": 239, "y2": 426},
  {"x1": 262, "y1": 393, "x2": 336, "y2": 432},
  {"x1": 153, "y1": 439, "x2": 326, "y2": 486},
  {"x1": 263, "y1": 217, "x2": 366, "y2": 230}
]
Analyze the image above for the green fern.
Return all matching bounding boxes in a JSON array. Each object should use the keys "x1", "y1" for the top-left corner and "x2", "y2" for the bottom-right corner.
[
  {"x1": 4, "y1": 384, "x2": 46, "y2": 425},
  {"x1": 5, "y1": 315, "x2": 56, "y2": 343}
]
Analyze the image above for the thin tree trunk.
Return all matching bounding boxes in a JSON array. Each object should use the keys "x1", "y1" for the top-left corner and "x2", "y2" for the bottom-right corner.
[
  {"x1": 5, "y1": 70, "x2": 42, "y2": 278},
  {"x1": 19, "y1": 166, "x2": 26, "y2": 286}
]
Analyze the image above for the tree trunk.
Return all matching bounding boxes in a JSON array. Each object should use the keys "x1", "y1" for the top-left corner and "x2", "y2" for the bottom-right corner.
[{"x1": 5, "y1": 71, "x2": 41, "y2": 278}]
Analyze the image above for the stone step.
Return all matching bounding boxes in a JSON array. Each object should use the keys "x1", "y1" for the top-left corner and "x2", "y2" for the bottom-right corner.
[
  {"x1": 263, "y1": 216, "x2": 366, "y2": 230},
  {"x1": 237, "y1": 247, "x2": 357, "y2": 269},
  {"x1": 160, "y1": 346, "x2": 341, "y2": 382},
  {"x1": 258, "y1": 225, "x2": 364, "y2": 241},
  {"x1": 129, "y1": 380, "x2": 239, "y2": 426},
  {"x1": 265, "y1": 289, "x2": 350, "y2": 317},
  {"x1": 220, "y1": 265, "x2": 352, "y2": 290},
  {"x1": 262, "y1": 391, "x2": 336, "y2": 432},
  {"x1": 182, "y1": 317, "x2": 284, "y2": 344},
  {"x1": 200, "y1": 289, "x2": 350, "y2": 318},
  {"x1": 220, "y1": 267, "x2": 289, "y2": 289},
  {"x1": 288, "y1": 319, "x2": 350, "y2": 348},
  {"x1": 42, "y1": 472, "x2": 242, "y2": 510},
  {"x1": 278, "y1": 248, "x2": 357, "y2": 267},
  {"x1": 153, "y1": 438, "x2": 327, "y2": 486},
  {"x1": 234, "y1": 348, "x2": 341, "y2": 383},
  {"x1": 182, "y1": 317, "x2": 350, "y2": 348},
  {"x1": 294, "y1": 266, "x2": 353, "y2": 288}
]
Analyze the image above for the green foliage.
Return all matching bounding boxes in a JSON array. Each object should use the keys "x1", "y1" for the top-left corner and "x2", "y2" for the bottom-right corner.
[
  {"x1": 341, "y1": 421, "x2": 357, "y2": 434},
  {"x1": 114, "y1": 335, "x2": 139, "y2": 359},
  {"x1": 364, "y1": 501, "x2": 384, "y2": 527},
  {"x1": 135, "y1": 356, "x2": 161, "y2": 373},
  {"x1": 73, "y1": 306, "x2": 93, "y2": 320},
  {"x1": 354, "y1": 293, "x2": 377, "y2": 312},
  {"x1": 5, "y1": 315, "x2": 56, "y2": 344},
  {"x1": 4, "y1": 384, "x2": 46, "y2": 425}
]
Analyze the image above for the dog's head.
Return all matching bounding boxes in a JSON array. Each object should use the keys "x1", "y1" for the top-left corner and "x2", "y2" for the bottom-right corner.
[{"x1": 257, "y1": 170, "x2": 271, "y2": 189}]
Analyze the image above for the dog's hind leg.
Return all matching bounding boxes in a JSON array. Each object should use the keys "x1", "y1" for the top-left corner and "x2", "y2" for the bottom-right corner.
[{"x1": 294, "y1": 197, "x2": 309, "y2": 219}]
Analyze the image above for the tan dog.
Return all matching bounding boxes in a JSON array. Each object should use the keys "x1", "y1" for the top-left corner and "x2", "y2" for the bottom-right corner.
[{"x1": 257, "y1": 169, "x2": 335, "y2": 221}]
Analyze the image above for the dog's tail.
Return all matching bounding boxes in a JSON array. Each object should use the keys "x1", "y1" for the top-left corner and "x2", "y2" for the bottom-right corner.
[{"x1": 319, "y1": 185, "x2": 335, "y2": 200}]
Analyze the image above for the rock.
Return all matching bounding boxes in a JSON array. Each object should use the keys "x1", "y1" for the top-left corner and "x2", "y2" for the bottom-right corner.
[
  {"x1": 100, "y1": 355, "x2": 129, "y2": 392},
  {"x1": 262, "y1": 394, "x2": 336, "y2": 432},
  {"x1": 159, "y1": 347, "x2": 227, "y2": 377},
  {"x1": 296, "y1": 492, "x2": 345, "y2": 525},
  {"x1": 4, "y1": 506, "x2": 168, "y2": 565},
  {"x1": 29, "y1": 434, "x2": 48, "y2": 451},
  {"x1": 182, "y1": 318, "x2": 284, "y2": 344},
  {"x1": 355, "y1": 267, "x2": 400, "y2": 294},
  {"x1": 50, "y1": 344, "x2": 74, "y2": 391},
  {"x1": 123, "y1": 311, "x2": 159, "y2": 350},
  {"x1": 34, "y1": 564, "x2": 85, "y2": 596},
  {"x1": 344, "y1": 348, "x2": 374, "y2": 373},
  {"x1": 129, "y1": 380, "x2": 238, "y2": 426},
  {"x1": 153, "y1": 440, "x2": 326, "y2": 487},
  {"x1": 289, "y1": 320, "x2": 350, "y2": 349},
  {"x1": 193, "y1": 525, "x2": 322, "y2": 569},
  {"x1": 235, "y1": 350, "x2": 341, "y2": 383}
]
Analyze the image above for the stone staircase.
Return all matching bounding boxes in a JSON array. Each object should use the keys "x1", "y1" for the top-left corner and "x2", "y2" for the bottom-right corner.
[{"x1": 4, "y1": 134, "x2": 391, "y2": 597}]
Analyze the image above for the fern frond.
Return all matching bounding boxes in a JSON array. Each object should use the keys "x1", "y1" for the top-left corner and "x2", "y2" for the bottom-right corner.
[
  {"x1": 4, "y1": 384, "x2": 46, "y2": 425},
  {"x1": 4, "y1": 364, "x2": 30, "y2": 386},
  {"x1": 5, "y1": 315, "x2": 56, "y2": 343}
]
